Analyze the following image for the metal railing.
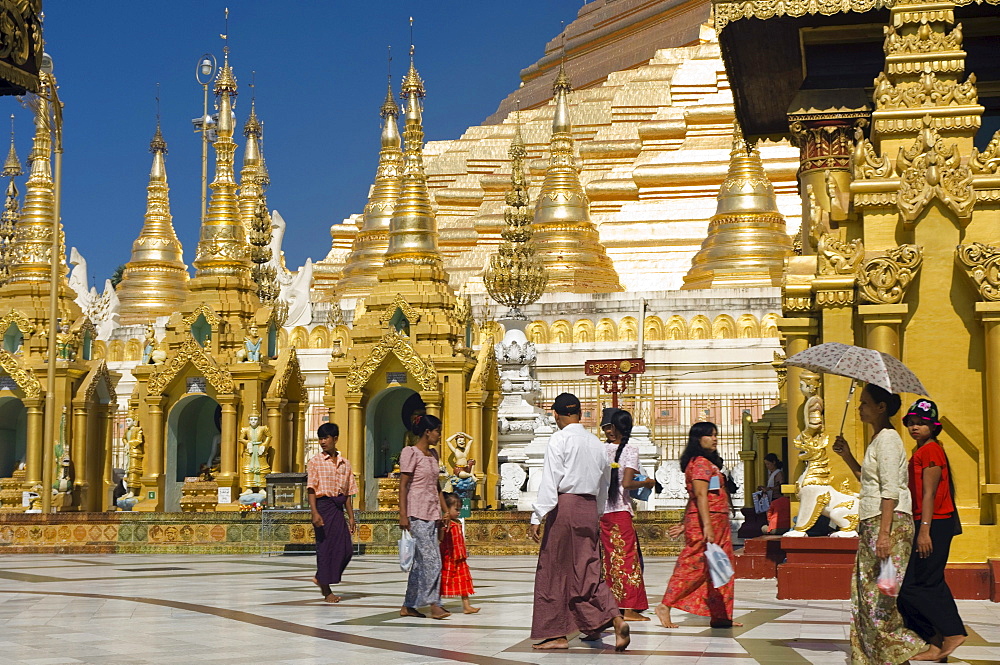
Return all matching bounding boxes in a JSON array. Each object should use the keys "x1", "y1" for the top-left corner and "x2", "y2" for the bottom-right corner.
[{"x1": 537, "y1": 377, "x2": 778, "y2": 466}]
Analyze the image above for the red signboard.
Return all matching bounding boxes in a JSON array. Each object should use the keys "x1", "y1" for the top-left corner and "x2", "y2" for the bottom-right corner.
[{"x1": 584, "y1": 358, "x2": 645, "y2": 376}]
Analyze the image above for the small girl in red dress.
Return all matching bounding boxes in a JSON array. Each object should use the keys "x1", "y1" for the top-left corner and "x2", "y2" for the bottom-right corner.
[{"x1": 440, "y1": 492, "x2": 479, "y2": 614}]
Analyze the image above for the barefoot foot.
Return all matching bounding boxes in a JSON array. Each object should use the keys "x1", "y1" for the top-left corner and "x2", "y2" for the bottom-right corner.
[
  {"x1": 937, "y1": 634, "x2": 966, "y2": 659},
  {"x1": 654, "y1": 603, "x2": 678, "y2": 628},
  {"x1": 430, "y1": 605, "x2": 451, "y2": 620},
  {"x1": 613, "y1": 616, "x2": 631, "y2": 652},
  {"x1": 580, "y1": 632, "x2": 602, "y2": 642},
  {"x1": 623, "y1": 609, "x2": 650, "y2": 622},
  {"x1": 910, "y1": 645, "x2": 943, "y2": 661},
  {"x1": 399, "y1": 606, "x2": 426, "y2": 618},
  {"x1": 323, "y1": 593, "x2": 341, "y2": 603},
  {"x1": 532, "y1": 637, "x2": 569, "y2": 650},
  {"x1": 709, "y1": 619, "x2": 743, "y2": 628},
  {"x1": 463, "y1": 606, "x2": 480, "y2": 614}
]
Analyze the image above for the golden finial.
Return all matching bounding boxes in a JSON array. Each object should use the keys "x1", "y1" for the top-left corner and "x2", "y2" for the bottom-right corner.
[
  {"x1": 244, "y1": 71, "x2": 262, "y2": 138},
  {"x1": 381, "y1": 46, "x2": 399, "y2": 118},
  {"x1": 149, "y1": 85, "x2": 167, "y2": 154},
  {"x1": 257, "y1": 121, "x2": 270, "y2": 189},
  {"x1": 214, "y1": 8, "x2": 237, "y2": 96},
  {"x1": 400, "y1": 18, "x2": 425, "y2": 98},
  {"x1": 3, "y1": 114, "x2": 21, "y2": 178}
]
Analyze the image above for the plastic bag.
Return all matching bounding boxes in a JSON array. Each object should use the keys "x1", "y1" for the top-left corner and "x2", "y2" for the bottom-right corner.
[
  {"x1": 705, "y1": 542, "x2": 734, "y2": 588},
  {"x1": 398, "y1": 530, "x2": 415, "y2": 572},
  {"x1": 877, "y1": 557, "x2": 899, "y2": 596},
  {"x1": 629, "y1": 474, "x2": 653, "y2": 502}
]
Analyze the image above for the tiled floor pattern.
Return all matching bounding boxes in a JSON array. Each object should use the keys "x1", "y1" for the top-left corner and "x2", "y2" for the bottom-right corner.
[{"x1": 0, "y1": 554, "x2": 997, "y2": 664}]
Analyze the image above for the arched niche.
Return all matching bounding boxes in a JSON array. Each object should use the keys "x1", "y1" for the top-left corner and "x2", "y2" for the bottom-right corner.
[
  {"x1": 164, "y1": 395, "x2": 220, "y2": 511},
  {"x1": 526, "y1": 321, "x2": 548, "y2": 344},
  {"x1": 618, "y1": 316, "x2": 638, "y2": 342},
  {"x1": 761, "y1": 313, "x2": 780, "y2": 338},
  {"x1": 595, "y1": 318, "x2": 617, "y2": 342},
  {"x1": 365, "y1": 387, "x2": 420, "y2": 508},
  {"x1": 0, "y1": 396, "x2": 27, "y2": 478},
  {"x1": 713, "y1": 315, "x2": 737, "y2": 339},
  {"x1": 666, "y1": 315, "x2": 687, "y2": 340},
  {"x1": 689, "y1": 315, "x2": 711, "y2": 340},
  {"x1": 644, "y1": 316, "x2": 664, "y2": 342},
  {"x1": 573, "y1": 319, "x2": 594, "y2": 343},
  {"x1": 737, "y1": 314, "x2": 760, "y2": 339},
  {"x1": 550, "y1": 320, "x2": 571, "y2": 344}
]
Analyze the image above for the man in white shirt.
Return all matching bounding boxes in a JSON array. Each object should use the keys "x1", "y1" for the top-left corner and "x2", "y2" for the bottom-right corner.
[{"x1": 529, "y1": 393, "x2": 630, "y2": 652}]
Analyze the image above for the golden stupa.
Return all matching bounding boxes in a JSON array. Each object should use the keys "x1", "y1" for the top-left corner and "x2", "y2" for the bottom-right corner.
[
  {"x1": 0, "y1": 121, "x2": 22, "y2": 288},
  {"x1": 331, "y1": 79, "x2": 404, "y2": 299},
  {"x1": 682, "y1": 125, "x2": 792, "y2": 289},
  {"x1": 531, "y1": 64, "x2": 622, "y2": 293},
  {"x1": 0, "y1": 70, "x2": 116, "y2": 514},
  {"x1": 116, "y1": 124, "x2": 189, "y2": 325},
  {"x1": 128, "y1": 49, "x2": 306, "y2": 511},
  {"x1": 327, "y1": 48, "x2": 499, "y2": 509}
]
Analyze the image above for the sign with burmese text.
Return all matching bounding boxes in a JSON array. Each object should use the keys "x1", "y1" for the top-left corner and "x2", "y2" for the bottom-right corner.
[{"x1": 584, "y1": 358, "x2": 645, "y2": 376}]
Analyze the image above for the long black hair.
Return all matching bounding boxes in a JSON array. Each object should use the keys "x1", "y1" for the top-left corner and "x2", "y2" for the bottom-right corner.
[
  {"x1": 680, "y1": 421, "x2": 723, "y2": 472},
  {"x1": 608, "y1": 410, "x2": 633, "y2": 505},
  {"x1": 411, "y1": 413, "x2": 442, "y2": 437}
]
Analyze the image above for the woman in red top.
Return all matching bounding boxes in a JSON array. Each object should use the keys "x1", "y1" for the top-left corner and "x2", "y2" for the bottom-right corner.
[
  {"x1": 897, "y1": 399, "x2": 966, "y2": 661},
  {"x1": 655, "y1": 422, "x2": 741, "y2": 629}
]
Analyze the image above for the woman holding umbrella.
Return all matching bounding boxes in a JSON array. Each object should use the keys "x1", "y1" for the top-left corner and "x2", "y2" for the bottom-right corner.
[{"x1": 831, "y1": 384, "x2": 929, "y2": 664}]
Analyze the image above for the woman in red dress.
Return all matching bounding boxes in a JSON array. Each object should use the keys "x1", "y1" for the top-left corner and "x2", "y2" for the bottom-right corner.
[
  {"x1": 440, "y1": 492, "x2": 479, "y2": 614},
  {"x1": 655, "y1": 421, "x2": 741, "y2": 629}
]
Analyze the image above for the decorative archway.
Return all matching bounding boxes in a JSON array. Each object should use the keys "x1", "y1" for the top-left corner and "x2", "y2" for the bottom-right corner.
[
  {"x1": 365, "y1": 386, "x2": 419, "y2": 508},
  {"x1": 0, "y1": 395, "x2": 27, "y2": 479},
  {"x1": 165, "y1": 394, "x2": 220, "y2": 511}
]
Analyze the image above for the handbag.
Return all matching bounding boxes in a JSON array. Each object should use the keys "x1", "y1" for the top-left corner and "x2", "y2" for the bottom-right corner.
[
  {"x1": 629, "y1": 474, "x2": 653, "y2": 502},
  {"x1": 398, "y1": 529, "x2": 415, "y2": 572},
  {"x1": 705, "y1": 542, "x2": 734, "y2": 588}
]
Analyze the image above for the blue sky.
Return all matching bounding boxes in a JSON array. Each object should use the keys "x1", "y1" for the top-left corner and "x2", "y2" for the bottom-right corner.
[{"x1": 20, "y1": 1, "x2": 584, "y2": 287}]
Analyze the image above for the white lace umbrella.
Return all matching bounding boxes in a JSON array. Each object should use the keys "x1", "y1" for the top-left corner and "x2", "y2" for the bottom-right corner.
[{"x1": 785, "y1": 342, "x2": 930, "y2": 434}]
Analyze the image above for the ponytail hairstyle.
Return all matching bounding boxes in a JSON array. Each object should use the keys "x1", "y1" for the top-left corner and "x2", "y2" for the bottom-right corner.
[
  {"x1": 608, "y1": 410, "x2": 633, "y2": 505},
  {"x1": 680, "y1": 421, "x2": 723, "y2": 472},
  {"x1": 411, "y1": 413, "x2": 442, "y2": 437}
]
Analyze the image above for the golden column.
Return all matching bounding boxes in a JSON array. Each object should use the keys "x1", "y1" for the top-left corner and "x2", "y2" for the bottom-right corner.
[
  {"x1": 334, "y1": 79, "x2": 403, "y2": 298},
  {"x1": 531, "y1": 64, "x2": 622, "y2": 294},
  {"x1": 117, "y1": 125, "x2": 189, "y2": 324},
  {"x1": 347, "y1": 396, "x2": 364, "y2": 507},
  {"x1": 683, "y1": 125, "x2": 793, "y2": 289}
]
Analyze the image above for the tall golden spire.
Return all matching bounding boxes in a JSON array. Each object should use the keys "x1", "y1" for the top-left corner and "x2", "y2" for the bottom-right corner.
[
  {"x1": 682, "y1": 124, "x2": 793, "y2": 289},
  {"x1": 192, "y1": 45, "x2": 251, "y2": 280},
  {"x1": 337, "y1": 65, "x2": 403, "y2": 297},
  {"x1": 531, "y1": 62, "x2": 622, "y2": 293},
  {"x1": 7, "y1": 72, "x2": 64, "y2": 285},
  {"x1": 0, "y1": 114, "x2": 22, "y2": 287},
  {"x1": 117, "y1": 123, "x2": 189, "y2": 324},
  {"x1": 381, "y1": 40, "x2": 445, "y2": 278},
  {"x1": 238, "y1": 76, "x2": 262, "y2": 235},
  {"x1": 484, "y1": 111, "x2": 547, "y2": 318}
]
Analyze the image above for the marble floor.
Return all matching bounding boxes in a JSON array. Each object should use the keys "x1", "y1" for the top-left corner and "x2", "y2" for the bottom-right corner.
[{"x1": 0, "y1": 554, "x2": 998, "y2": 665}]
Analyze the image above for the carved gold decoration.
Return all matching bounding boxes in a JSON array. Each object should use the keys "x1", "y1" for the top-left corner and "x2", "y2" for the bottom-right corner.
[
  {"x1": 267, "y1": 347, "x2": 306, "y2": 399},
  {"x1": 818, "y1": 233, "x2": 863, "y2": 275},
  {"x1": 772, "y1": 350, "x2": 787, "y2": 394},
  {"x1": 378, "y1": 294, "x2": 420, "y2": 326},
  {"x1": 713, "y1": 0, "x2": 1000, "y2": 32},
  {"x1": 80, "y1": 360, "x2": 117, "y2": 404},
  {"x1": 469, "y1": 332, "x2": 499, "y2": 391},
  {"x1": 896, "y1": 116, "x2": 975, "y2": 223},
  {"x1": 181, "y1": 304, "x2": 222, "y2": 328},
  {"x1": 970, "y1": 129, "x2": 1000, "y2": 174},
  {"x1": 816, "y1": 289, "x2": 855, "y2": 308},
  {"x1": 0, "y1": 347, "x2": 40, "y2": 397},
  {"x1": 857, "y1": 244, "x2": 923, "y2": 304},
  {"x1": 852, "y1": 128, "x2": 890, "y2": 180},
  {"x1": 346, "y1": 332, "x2": 438, "y2": 394},
  {"x1": 147, "y1": 339, "x2": 235, "y2": 395},
  {"x1": 956, "y1": 242, "x2": 1000, "y2": 301},
  {"x1": 873, "y1": 71, "x2": 977, "y2": 110},
  {"x1": 0, "y1": 308, "x2": 32, "y2": 336},
  {"x1": 883, "y1": 21, "x2": 963, "y2": 58}
]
